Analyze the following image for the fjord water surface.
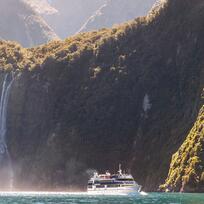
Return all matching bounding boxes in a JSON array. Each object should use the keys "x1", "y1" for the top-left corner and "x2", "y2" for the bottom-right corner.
[{"x1": 0, "y1": 193, "x2": 203, "y2": 204}]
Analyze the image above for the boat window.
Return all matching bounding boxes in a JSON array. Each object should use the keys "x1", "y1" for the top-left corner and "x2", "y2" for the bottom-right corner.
[
  {"x1": 117, "y1": 178, "x2": 134, "y2": 181},
  {"x1": 96, "y1": 185, "x2": 105, "y2": 188}
]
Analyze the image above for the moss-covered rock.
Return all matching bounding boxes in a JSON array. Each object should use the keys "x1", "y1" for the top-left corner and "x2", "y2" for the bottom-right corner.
[{"x1": 160, "y1": 106, "x2": 204, "y2": 192}]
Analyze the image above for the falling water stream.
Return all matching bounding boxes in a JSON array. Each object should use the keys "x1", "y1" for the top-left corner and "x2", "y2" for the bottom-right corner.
[{"x1": 0, "y1": 73, "x2": 14, "y2": 190}]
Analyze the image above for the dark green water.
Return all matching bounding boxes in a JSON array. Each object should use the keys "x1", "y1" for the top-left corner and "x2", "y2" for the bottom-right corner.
[{"x1": 0, "y1": 192, "x2": 203, "y2": 204}]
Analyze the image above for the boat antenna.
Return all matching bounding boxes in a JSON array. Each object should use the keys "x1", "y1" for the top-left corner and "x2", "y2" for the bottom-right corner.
[{"x1": 118, "y1": 164, "x2": 122, "y2": 175}]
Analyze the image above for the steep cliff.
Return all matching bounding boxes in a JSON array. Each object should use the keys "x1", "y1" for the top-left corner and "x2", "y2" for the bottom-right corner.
[
  {"x1": 0, "y1": 0, "x2": 203, "y2": 192},
  {"x1": 0, "y1": 0, "x2": 59, "y2": 47},
  {"x1": 160, "y1": 105, "x2": 204, "y2": 192}
]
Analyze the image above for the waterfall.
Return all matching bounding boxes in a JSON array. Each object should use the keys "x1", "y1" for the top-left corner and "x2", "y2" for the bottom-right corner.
[{"x1": 0, "y1": 73, "x2": 14, "y2": 190}]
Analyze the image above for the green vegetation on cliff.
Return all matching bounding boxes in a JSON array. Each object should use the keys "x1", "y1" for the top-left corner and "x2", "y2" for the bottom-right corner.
[
  {"x1": 160, "y1": 105, "x2": 204, "y2": 192},
  {"x1": 0, "y1": 15, "x2": 150, "y2": 70}
]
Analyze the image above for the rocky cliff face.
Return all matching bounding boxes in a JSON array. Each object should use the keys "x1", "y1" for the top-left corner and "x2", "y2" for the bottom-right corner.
[
  {"x1": 0, "y1": 0, "x2": 59, "y2": 47},
  {"x1": 0, "y1": 0, "x2": 203, "y2": 192}
]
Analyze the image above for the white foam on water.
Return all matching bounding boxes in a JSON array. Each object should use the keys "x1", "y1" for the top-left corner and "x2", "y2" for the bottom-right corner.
[{"x1": 140, "y1": 191, "x2": 148, "y2": 196}]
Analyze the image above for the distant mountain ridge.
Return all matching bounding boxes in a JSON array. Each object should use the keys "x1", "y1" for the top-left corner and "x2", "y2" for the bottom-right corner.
[
  {"x1": 0, "y1": 0, "x2": 59, "y2": 47},
  {"x1": 78, "y1": 0, "x2": 157, "y2": 33},
  {"x1": 43, "y1": 0, "x2": 157, "y2": 38},
  {"x1": 22, "y1": 0, "x2": 58, "y2": 15},
  {"x1": 44, "y1": 0, "x2": 107, "y2": 38},
  {"x1": 0, "y1": 0, "x2": 157, "y2": 46}
]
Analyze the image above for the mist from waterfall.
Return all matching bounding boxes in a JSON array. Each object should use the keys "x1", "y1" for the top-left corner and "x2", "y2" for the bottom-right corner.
[{"x1": 0, "y1": 73, "x2": 14, "y2": 190}]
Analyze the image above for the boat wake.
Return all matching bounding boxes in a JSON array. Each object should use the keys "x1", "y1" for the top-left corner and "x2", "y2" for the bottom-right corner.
[{"x1": 140, "y1": 191, "x2": 148, "y2": 196}]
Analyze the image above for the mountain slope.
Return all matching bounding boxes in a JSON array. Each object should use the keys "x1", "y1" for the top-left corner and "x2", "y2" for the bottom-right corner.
[
  {"x1": 78, "y1": 0, "x2": 156, "y2": 33},
  {"x1": 0, "y1": 0, "x2": 203, "y2": 192},
  {"x1": 0, "y1": 0, "x2": 59, "y2": 47}
]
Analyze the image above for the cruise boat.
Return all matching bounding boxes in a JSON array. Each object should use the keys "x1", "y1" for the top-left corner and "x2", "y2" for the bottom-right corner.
[{"x1": 87, "y1": 165, "x2": 142, "y2": 195}]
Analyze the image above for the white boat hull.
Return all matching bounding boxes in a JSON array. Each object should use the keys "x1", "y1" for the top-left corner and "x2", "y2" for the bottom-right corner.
[{"x1": 87, "y1": 186, "x2": 141, "y2": 195}]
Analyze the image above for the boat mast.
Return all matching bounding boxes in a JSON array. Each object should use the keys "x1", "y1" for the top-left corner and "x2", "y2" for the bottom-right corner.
[{"x1": 118, "y1": 163, "x2": 122, "y2": 175}]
